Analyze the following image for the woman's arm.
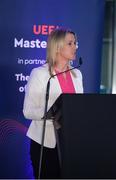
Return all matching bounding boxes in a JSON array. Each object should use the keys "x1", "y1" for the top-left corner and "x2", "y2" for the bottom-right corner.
[{"x1": 23, "y1": 68, "x2": 46, "y2": 121}]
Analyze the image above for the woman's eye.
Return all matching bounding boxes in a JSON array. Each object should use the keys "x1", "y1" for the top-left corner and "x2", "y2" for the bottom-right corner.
[
  {"x1": 68, "y1": 42, "x2": 72, "y2": 46},
  {"x1": 68, "y1": 42, "x2": 76, "y2": 46}
]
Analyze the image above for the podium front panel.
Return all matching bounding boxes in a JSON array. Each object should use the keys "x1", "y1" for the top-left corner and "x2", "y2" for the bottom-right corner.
[{"x1": 57, "y1": 94, "x2": 116, "y2": 178}]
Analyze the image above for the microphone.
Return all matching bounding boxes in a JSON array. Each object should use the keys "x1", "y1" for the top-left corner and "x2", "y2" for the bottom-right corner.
[{"x1": 46, "y1": 57, "x2": 83, "y2": 101}]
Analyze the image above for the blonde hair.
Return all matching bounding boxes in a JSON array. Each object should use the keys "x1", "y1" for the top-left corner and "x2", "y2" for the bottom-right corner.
[{"x1": 46, "y1": 28, "x2": 77, "y2": 76}]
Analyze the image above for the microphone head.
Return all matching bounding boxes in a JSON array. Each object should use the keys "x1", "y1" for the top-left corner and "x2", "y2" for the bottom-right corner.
[{"x1": 79, "y1": 57, "x2": 83, "y2": 65}]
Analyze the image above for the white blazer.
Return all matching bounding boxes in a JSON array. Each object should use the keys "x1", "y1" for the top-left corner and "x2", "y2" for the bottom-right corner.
[{"x1": 23, "y1": 63, "x2": 83, "y2": 148}]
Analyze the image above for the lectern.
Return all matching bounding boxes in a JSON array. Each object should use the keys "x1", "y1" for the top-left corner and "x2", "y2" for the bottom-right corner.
[{"x1": 47, "y1": 94, "x2": 116, "y2": 179}]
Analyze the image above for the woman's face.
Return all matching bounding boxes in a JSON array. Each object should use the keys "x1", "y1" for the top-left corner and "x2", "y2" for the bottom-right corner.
[{"x1": 58, "y1": 33, "x2": 77, "y2": 62}]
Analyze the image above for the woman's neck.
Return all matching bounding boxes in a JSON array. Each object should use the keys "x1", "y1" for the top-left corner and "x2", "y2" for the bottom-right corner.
[{"x1": 54, "y1": 61, "x2": 69, "y2": 72}]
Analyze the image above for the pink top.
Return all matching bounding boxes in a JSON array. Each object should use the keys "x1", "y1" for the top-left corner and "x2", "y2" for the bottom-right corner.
[{"x1": 55, "y1": 69, "x2": 76, "y2": 93}]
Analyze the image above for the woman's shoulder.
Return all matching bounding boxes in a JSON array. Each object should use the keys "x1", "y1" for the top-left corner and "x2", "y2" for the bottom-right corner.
[
  {"x1": 30, "y1": 63, "x2": 49, "y2": 76},
  {"x1": 69, "y1": 65, "x2": 82, "y2": 77},
  {"x1": 73, "y1": 68, "x2": 82, "y2": 74},
  {"x1": 27, "y1": 63, "x2": 49, "y2": 83}
]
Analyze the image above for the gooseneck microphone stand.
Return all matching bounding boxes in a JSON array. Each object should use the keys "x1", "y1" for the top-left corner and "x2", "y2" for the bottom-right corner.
[
  {"x1": 38, "y1": 77, "x2": 51, "y2": 179},
  {"x1": 38, "y1": 57, "x2": 83, "y2": 179}
]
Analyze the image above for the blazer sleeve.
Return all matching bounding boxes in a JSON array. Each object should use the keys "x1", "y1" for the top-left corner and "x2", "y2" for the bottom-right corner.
[{"x1": 23, "y1": 68, "x2": 46, "y2": 121}]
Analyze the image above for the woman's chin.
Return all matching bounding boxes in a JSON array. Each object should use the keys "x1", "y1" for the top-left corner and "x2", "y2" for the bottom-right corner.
[{"x1": 71, "y1": 56, "x2": 76, "y2": 60}]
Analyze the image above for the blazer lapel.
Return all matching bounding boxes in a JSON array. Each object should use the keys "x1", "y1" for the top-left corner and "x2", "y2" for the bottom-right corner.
[
  {"x1": 48, "y1": 76, "x2": 62, "y2": 110},
  {"x1": 70, "y1": 72, "x2": 77, "y2": 93}
]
